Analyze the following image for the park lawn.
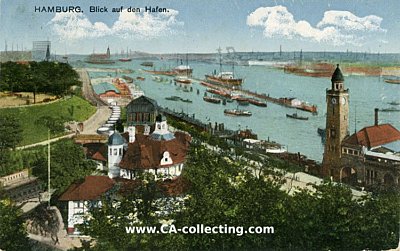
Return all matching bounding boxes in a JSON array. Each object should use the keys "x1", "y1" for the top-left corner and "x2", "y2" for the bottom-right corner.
[{"x1": 0, "y1": 96, "x2": 96, "y2": 146}]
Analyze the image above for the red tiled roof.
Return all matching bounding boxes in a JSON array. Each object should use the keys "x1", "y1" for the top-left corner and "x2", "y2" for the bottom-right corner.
[
  {"x1": 119, "y1": 131, "x2": 191, "y2": 170},
  {"x1": 59, "y1": 176, "x2": 115, "y2": 201},
  {"x1": 343, "y1": 124, "x2": 400, "y2": 148},
  {"x1": 83, "y1": 143, "x2": 107, "y2": 162}
]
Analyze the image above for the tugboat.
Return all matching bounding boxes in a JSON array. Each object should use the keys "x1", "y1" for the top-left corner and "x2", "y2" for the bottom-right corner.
[
  {"x1": 286, "y1": 113, "x2": 309, "y2": 120},
  {"x1": 141, "y1": 62, "x2": 154, "y2": 67},
  {"x1": 165, "y1": 96, "x2": 181, "y2": 101},
  {"x1": 224, "y1": 109, "x2": 252, "y2": 116},
  {"x1": 181, "y1": 98, "x2": 192, "y2": 103},
  {"x1": 203, "y1": 96, "x2": 222, "y2": 104}
]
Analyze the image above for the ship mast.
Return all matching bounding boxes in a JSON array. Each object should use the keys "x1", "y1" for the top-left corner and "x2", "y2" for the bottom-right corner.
[{"x1": 217, "y1": 47, "x2": 222, "y2": 74}]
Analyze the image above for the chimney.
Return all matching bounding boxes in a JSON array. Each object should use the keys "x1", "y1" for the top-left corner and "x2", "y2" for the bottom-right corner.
[
  {"x1": 128, "y1": 126, "x2": 135, "y2": 143},
  {"x1": 374, "y1": 108, "x2": 379, "y2": 126}
]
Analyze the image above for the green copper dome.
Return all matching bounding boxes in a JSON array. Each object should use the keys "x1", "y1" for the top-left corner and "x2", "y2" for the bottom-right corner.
[{"x1": 108, "y1": 132, "x2": 125, "y2": 145}]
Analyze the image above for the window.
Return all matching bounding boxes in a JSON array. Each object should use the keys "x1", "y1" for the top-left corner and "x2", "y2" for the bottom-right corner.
[
  {"x1": 109, "y1": 149, "x2": 112, "y2": 155},
  {"x1": 113, "y1": 149, "x2": 117, "y2": 155},
  {"x1": 119, "y1": 148, "x2": 122, "y2": 155},
  {"x1": 143, "y1": 113, "x2": 150, "y2": 122},
  {"x1": 330, "y1": 129, "x2": 336, "y2": 138},
  {"x1": 74, "y1": 201, "x2": 82, "y2": 208}
]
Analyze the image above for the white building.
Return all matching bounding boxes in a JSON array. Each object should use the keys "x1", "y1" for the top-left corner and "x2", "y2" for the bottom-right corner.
[{"x1": 59, "y1": 176, "x2": 115, "y2": 235}]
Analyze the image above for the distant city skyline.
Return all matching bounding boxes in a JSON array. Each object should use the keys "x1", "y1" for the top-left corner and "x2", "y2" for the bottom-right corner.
[{"x1": 1, "y1": 0, "x2": 399, "y2": 54}]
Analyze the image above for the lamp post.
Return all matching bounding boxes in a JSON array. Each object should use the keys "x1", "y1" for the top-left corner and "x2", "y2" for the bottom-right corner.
[{"x1": 47, "y1": 129, "x2": 51, "y2": 208}]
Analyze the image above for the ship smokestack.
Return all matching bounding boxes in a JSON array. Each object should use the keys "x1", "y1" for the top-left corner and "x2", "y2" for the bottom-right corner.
[{"x1": 374, "y1": 108, "x2": 379, "y2": 126}]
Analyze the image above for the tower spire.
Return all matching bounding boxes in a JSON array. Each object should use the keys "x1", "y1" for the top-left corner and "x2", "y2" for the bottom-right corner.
[{"x1": 322, "y1": 63, "x2": 349, "y2": 180}]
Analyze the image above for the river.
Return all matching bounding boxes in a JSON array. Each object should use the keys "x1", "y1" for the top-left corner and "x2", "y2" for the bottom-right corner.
[{"x1": 74, "y1": 58, "x2": 400, "y2": 162}]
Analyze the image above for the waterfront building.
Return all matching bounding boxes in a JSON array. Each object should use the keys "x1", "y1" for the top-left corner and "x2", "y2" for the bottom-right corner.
[
  {"x1": 118, "y1": 115, "x2": 190, "y2": 180},
  {"x1": 126, "y1": 96, "x2": 159, "y2": 133},
  {"x1": 340, "y1": 110, "x2": 400, "y2": 186},
  {"x1": 85, "y1": 97, "x2": 191, "y2": 180},
  {"x1": 322, "y1": 65, "x2": 400, "y2": 187},
  {"x1": 322, "y1": 64, "x2": 350, "y2": 178}
]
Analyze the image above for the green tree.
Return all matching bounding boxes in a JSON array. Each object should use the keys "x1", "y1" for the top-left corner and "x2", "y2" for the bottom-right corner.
[
  {"x1": 0, "y1": 114, "x2": 23, "y2": 151},
  {"x1": 32, "y1": 139, "x2": 96, "y2": 195},
  {"x1": 0, "y1": 199, "x2": 31, "y2": 251},
  {"x1": 79, "y1": 173, "x2": 170, "y2": 250},
  {"x1": 67, "y1": 142, "x2": 400, "y2": 250},
  {"x1": 0, "y1": 114, "x2": 22, "y2": 170}
]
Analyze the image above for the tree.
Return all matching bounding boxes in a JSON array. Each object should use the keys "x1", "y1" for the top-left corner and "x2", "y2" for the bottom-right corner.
[
  {"x1": 0, "y1": 114, "x2": 22, "y2": 169},
  {"x1": 79, "y1": 173, "x2": 170, "y2": 250},
  {"x1": 0, "y1": 114, "x2": 23, "y2": 151},
  {"x1": 0, "y1": 199, "x2": 31, "y2": 251},
  {"x1": 68, "y1": 142, "x2": 400, "y2": 250},
  {"x1": 32, "y1": 139, "x2": 96, "y2": 195}
]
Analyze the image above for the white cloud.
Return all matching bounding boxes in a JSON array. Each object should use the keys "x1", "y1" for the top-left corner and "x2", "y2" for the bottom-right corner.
[
  {"x1": 317, "y1": 11, "x2": 385, "y2": 32},
  {"x1": 49, "y1": 9, "x2": 182, "y2": 40},
  {"x1": 112, "y1": 9, "x2": 183, "y2": 39},
  {"x1": 247, "y1": 6, "x2": 384, "y2": 46}
]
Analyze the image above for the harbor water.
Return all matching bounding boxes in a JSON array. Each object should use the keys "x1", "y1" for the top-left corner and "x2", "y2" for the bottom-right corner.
[{"x1": 75, "y1": 58, "x2": 400, "y2": 162}]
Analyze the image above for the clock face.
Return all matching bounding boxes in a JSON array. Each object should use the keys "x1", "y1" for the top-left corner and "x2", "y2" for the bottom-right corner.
[
  {"x1": 341, "y1": 97, "x2": 346, "y2": 105},
  {"x1": 331, "y1": 98, "x2": 337, "y2": 104}
]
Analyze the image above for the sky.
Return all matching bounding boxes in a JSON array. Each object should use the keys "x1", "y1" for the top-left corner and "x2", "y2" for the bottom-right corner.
[{"x1": 0, "y1": 0, "x2": 399, "y2": 54}]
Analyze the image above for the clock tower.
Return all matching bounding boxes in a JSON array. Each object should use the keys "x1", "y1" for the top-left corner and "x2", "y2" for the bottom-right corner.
[{"x1": 322, "y1": 64, "x2": 349, "y2": 180}]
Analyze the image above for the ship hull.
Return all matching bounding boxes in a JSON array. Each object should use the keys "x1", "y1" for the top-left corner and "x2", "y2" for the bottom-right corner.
[{"x1": 205, "y1": 75, "x2": 242, "y2": 86}]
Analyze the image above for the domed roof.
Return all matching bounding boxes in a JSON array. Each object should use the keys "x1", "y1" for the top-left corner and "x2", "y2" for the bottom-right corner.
[
  {"x1": 331, "y1": 64, "x2": 344, "y2": 82},
  {"x1": 108, "y1": 132, "x2": 126, "y2": 145}
]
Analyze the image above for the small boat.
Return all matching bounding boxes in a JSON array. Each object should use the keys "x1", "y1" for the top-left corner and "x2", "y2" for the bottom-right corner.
[
  {"x1": 381, "y1": 108, "x2": 400, "y2": 112},
  {"x1": 384, "y1": 78, "x2": 400, "y2": 84},
  {"x1": 141, "y1": 62, "x2": 154, "y2": 67},
  {"x1": 136, "y1": 76, "x2": 145, "y2": 81},
  {"x1": 388, "y1": 101, "x2": 400, "y2": 106},
  {"x1": 286, "y1": 113, "x2": 308, "y2": 120},
  {"x1": 174, "y1": 76, "x2": 192, "y2": 84},
  {"x1": 118, "y1": 58, "x2": 132, "y2": 62},
  {"x1": 165, "y1": 96, "x2": 181, "y2": 101},
  {"x1": 181, "y1": 99, "x2": 192, "y2": 103},
  {"x1": 121, "y1": 75, "x2": 133, "y2": 83},
  {"x1": 203, "y1": 96, "x2": 222, "y2": 104},
  {"x1": 248, "y1": 98, "x2": 267, "y2": 107},
  {"x1": 224, "y1": 109, "x2": 252, "y2": 116}
]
